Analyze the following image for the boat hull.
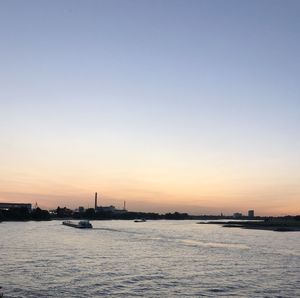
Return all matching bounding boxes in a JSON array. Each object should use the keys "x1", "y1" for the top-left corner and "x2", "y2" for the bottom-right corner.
[{"x1": 62, "y1": 221, "x2": 93, "y2": 229}]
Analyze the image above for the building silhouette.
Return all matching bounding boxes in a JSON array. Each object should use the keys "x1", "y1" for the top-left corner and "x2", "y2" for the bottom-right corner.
[
  {"x1": 233, "y1": 212, "x2": 242, "y2": 219},
  {"x1": 93, "y1": 192, "x2": 127, "y2": 214},
  {"x1": 0, "y1": 202, "x2": 32, "y2": 212},
  {"x1": 248, "y1": 210, "x2": 255, "y2": 218}
]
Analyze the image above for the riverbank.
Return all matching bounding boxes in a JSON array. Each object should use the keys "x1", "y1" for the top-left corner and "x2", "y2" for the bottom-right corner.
[{"x1": 198, "y1": 220, "x2": 300, "y2": 232}]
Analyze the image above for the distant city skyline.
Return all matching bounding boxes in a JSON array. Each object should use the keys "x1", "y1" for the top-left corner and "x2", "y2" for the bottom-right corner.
[{"x1": 1, "y1": 1, "x2": 300, "y2": 216}]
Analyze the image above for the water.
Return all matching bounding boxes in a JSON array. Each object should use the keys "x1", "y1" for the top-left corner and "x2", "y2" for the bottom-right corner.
[{"x1": 0, "y1": 220, "x2": 299, "y2": 297}]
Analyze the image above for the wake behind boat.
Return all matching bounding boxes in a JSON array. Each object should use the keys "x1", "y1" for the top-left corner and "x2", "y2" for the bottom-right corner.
[{"x1": 62, "y1": 220, "x2": 93, "y2": 229}]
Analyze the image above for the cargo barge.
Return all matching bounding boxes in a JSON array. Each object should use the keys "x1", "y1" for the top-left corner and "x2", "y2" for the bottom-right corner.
[{"x1": 62, "y1": 220, "x2": 93, "y2": 229}]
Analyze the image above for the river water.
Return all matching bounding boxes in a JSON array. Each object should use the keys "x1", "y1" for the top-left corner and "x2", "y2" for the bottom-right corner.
[{"x1": 0, "y1": 220, "x2": 299, "y2": 297}]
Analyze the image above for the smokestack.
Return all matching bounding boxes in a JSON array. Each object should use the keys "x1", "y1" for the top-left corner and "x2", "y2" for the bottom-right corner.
[
  {"x1": 123, "y1": 200, "x2": 126, "y2": 210},
  {"x1": 95, "y1": 192, "x2": 98, "y2": 210}
]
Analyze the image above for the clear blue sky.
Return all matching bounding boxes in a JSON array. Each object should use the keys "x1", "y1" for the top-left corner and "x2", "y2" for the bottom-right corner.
[{"x1": 0, "y1": 0, "x2": 299, "y2": 215}]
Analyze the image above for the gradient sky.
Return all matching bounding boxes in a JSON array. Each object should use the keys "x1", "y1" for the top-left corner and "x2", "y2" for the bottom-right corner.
[{"x1": 1, "y1": 0, "x2": 300, "y2": 215}]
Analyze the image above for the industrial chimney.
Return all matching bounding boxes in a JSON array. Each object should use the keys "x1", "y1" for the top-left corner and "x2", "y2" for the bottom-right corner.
[{"x1": 94, "y1": 192, "x2": 98, "y2": 210}]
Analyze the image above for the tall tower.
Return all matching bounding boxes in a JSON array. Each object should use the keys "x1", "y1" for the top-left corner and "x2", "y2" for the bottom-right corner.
[{"x1": 94, "y1": 192, "x2": 98, "y2": 210}]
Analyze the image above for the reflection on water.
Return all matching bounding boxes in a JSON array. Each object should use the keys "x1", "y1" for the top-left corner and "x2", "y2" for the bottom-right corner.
[
  {"x1": 0, "y1": 220, "x2": 299, "y2": 297},
  {"x1": 181, "y1": 239, "x2": 250, "y2": 249}
]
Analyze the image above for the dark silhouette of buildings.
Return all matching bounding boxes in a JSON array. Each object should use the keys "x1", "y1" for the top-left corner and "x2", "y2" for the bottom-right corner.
[
  {"x1": 233, "y1": 212, "x2": 243, "y2": 219},
  {"x1": 248, "y1": 210, "x2": 255, "y2": 218},
  {"x1": 0, "y1": 202, "x2": 32, "y2": 212},
  {"x1": 94, "y1": 192, "x2": 127, "y2": 214}
]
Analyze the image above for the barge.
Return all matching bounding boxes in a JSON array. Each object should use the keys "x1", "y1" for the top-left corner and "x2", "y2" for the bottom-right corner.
[
  {"x1": 134, "y1": 219, "x2": 146, "y2": 223},
  {"x1": 62, "y1": 220, "x2": 93, "y2": 229}
]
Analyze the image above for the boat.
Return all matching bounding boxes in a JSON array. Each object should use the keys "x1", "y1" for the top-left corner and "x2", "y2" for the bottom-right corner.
[
  {"x1": 134, "y1": 219, "x2": 146, "y2": 223},
  {"x1": 62, "y1": 220, "x2": 93, "y2": 229}
]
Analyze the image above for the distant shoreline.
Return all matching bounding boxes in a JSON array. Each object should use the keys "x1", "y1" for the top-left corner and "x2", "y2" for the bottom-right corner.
[
  {"x1": 198, "y1": 220, "x2": 300, "y2": 232},
  {"x1": 1, "y1": 207, "x2": 299, "y2": 231}
]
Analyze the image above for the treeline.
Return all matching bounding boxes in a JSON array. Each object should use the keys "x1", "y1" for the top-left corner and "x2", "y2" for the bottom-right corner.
[
  {"x1": 0, "y1": 206, "x2": 191, "y2": 221},
  {"x1": 264, "y1": 215, "x2": 300, "y2": 222},
  {"x1": 55, "y1": 207, "x2": 191, "y2": 220},
  {"x1": 2, "y1": 206, "x2": 299, "y2": 222}
]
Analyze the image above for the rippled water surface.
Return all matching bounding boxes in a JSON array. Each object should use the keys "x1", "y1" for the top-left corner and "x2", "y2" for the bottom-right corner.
[{"x1": 1, "y1": 220, "x2": 299, "y2": 297}]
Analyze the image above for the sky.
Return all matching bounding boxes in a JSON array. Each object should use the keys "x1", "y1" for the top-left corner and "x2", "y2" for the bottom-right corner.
[{"x1": 0, "y1": 0, "x2": 300, "y2": 215}]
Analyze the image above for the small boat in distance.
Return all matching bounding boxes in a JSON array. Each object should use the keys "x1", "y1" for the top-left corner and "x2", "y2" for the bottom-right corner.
[
  {"x1": 62, "y1": 220, "x2": 93, "y2": 229},
  {"x1": 134, "y1": 219, "x2": 147, "y2": 223}
]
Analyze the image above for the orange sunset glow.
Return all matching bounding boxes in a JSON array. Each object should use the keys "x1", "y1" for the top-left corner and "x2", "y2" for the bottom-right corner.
[{"x1": 1, "y1": 1, "x2": 299, "y2": 217}]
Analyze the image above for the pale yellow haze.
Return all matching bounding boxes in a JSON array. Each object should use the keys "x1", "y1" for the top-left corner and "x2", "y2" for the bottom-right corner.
[{"x1": 1, "y1": 133, "x2": 299, "y2": 216}]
